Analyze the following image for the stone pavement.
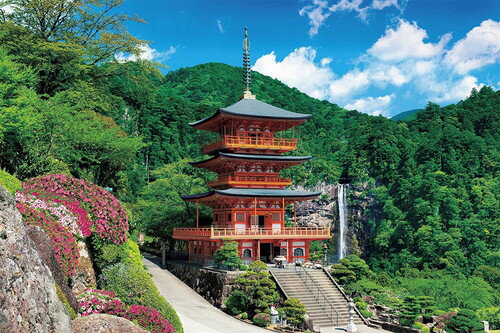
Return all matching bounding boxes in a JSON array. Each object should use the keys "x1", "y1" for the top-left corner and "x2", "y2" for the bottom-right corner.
[{"x1": 142, "y1": 254, "x2": 268, "y2": 333}]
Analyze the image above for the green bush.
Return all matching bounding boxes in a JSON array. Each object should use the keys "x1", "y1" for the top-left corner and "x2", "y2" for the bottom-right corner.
[
  {"x1": 99, "y1": 262, "x2": 183, "y2": 333},
  {"x1": 94, "y1": 239, "x2": 144, "y2": 270},
  {"x1": 253, "y1": 313, "x2": 271, "y2": 327},
  {"x1": 232, "y1": 260, "x2": 279, "y2": 315},
  {"x1": 360, "y1": 309, "x2": 373, "y2": 318},
  {"x1": 355, "y1": 298, "x2": 368, "y2": 310},
  {"x1": 214, "y1": 240, "x2": 243, "y2": 271},
  {"x1": 477, "y1": 307, "x2": 499, "y2": 330},
  {"x1": 412, "y1": 322, "x2": 430, "y2": 333},
  {"x1": 0, "y1": 170, "x2": 21, "y2": 194},
  {"x1": 225, "y1": 290, "x2": 249, "y2": 315},
  {"x1": 240, "y1": 312, "x2": 248, "y2": 320},
  {"x1": 282, "y1": 298, "x2": 306, "y2": 328},
  {"x1": 448, "y1": 308, "x2": 485, "y2": 333}
]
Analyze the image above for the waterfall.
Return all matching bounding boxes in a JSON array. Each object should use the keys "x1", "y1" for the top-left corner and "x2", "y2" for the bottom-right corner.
[{"x1": 338, "y1": 184, "x2": 348, "y2": 260}]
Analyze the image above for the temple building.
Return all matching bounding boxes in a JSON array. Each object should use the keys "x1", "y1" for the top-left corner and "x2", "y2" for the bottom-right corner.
[{"x1": 172, "y1": 28, "x2": 330, "y2": 265}]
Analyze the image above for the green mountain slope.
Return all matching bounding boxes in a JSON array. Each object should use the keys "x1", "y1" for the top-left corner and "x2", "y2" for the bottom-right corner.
[{"x1": 391, "y1": 108, "x2": 423, "y2": 121}]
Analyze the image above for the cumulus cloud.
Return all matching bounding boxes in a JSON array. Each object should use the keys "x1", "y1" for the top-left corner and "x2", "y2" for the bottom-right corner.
[
  {"x1": 344, "y1": 94, "x2": 395, "y2": 116},
  {"x1": 253, "y1": 47, "x2": 335, "y2": 100},
  {"x1": 300, "y1": 0, "x2": 404, "y2": 36},
  {"x1": 445, "y1": 19, "x2": 500, "y2": 74},
  {"x1": 368, "y1": 20, "x2": 451, "y2": 61},
  {"x1": 216, "y1": 19, "x2": 225, "y2": 33},
  {"x1": 115, "y1": 45, "x2": 176, "y2": 63},
  {"x1": 253, "y1": 19, "x2": 496, "y2": 116}
]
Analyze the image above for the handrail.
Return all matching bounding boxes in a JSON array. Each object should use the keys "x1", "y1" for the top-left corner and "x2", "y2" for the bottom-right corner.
[
  {"x1": 202, "y1": 135, "x2": 298, "y2": 153},
  {"x1": 295, "y1": 265, "x2": 339, "y2": 326}
]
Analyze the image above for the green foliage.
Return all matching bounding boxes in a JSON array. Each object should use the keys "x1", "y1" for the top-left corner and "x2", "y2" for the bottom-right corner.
[
  {"x1": 240, "y1": 312, "x2": 248, "y2": 320},
  {"x1": 225, "y1": 290, "x2": 249, "y2": 315},
  {"x1": 94, "y1": 239, "x2": 144, "y2": 269},
  {"x1": 98, "y1": 262, "x2": 183, "y2": 333},
  {"x1": 231, "y1": 260, "x2": 279, "y2": 316},
  {"x1": 282, "y1": 298, "x2": 306, "y2": 328},
  {"x1": 55, "y1": 283, "x2": 77, "y2": 319},
  {"x1": 448, "y1": 308, "x2": 485, "y2": 333},
  {"x1": 252, "y1": 313, "x2": 271, "y2": 327},
  {"x1": 213, "y1": 240, "x2": 243, "y2": 271},
  {"x1": 0, "y1": 170, "x2": 21, "y2": 194},
  {"x1": 477, "y1": 308, "x2": 500, "y2": 330},
  {"x1": 331, "y1": 255, "x2": 372, "y2": 285}
]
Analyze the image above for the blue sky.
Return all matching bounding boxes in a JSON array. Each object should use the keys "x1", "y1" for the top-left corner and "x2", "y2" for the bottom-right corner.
[{"x1": 119, "y1": 0, "x2": 500, "y2": 117}]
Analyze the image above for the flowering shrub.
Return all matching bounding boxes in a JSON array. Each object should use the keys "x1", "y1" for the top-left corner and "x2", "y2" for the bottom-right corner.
[
  {"x1": 16, "y1": 192, "x2": 84, "y2": 237},
  {"x1": 16, "y1": 202, "x2": 79, "y2": 277},
  {"x1": 22, "y1": 174, "x2": 128, "y2": 243},
  {"x1": 124, "y1": 305, "x2": 175, "y2": 333},
  {"x1": 76, "y1": 289, "x2": 126, "y2": 317},
  {"x1": 253, "y1": 313, "x2": 271, "y2": 327}
]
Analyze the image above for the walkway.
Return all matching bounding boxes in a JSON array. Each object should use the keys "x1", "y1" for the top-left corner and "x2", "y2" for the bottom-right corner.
[{"x1": 142, "y1": 254, "x2": 268, "y2": 333}]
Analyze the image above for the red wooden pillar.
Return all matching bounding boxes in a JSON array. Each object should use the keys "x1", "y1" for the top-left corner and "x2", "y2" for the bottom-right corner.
[
  {"x1": 305, "y1": 241, "x2": 310, "y2": 262},
  {"x1": 287, "y1": 240, "x2": 293, "y2": 263}
]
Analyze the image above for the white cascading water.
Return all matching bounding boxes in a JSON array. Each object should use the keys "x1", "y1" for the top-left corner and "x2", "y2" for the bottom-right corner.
[{"x1": 338, "y1": 184, "x2": 348, "y2": 260}]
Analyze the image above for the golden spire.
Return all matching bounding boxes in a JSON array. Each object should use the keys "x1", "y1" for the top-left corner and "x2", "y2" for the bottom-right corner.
[{"x1": 242, "y1": 27, "x2": 255, "y2": 99}]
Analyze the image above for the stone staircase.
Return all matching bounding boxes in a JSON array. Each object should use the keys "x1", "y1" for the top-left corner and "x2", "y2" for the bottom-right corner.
[{"x1": 271, "y1": 267, "x2": 365, "y2": 329}]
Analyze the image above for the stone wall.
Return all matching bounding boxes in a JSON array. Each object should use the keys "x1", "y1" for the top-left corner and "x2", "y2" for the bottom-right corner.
[{"x1": 166, "y1": 261, "x2": 243, "y2": 308}]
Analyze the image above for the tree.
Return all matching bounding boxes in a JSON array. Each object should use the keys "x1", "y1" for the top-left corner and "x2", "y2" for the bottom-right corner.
[
  {"x1": 2, "y1": 0, "x2": 145, "y2": 64},
  {"x1": 231, "y1": 260, "x2": 280, "y2": 316},
  {"x1": 282, "y1": 298, "x2": 306, "y2": 328},
  {"x1": 214, "y1": 240, "x2": 242, "y2": 271},
  {"x1": 447, "y1": 309, "x2": 484, "y2": 333}
]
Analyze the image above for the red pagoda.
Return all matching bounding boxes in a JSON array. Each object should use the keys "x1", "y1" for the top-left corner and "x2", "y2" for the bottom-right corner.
[{"x1": 172, "y1": 28, "x2": 330, "y2": 265}]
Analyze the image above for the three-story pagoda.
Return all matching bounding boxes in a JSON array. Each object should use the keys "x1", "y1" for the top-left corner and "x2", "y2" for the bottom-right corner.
[{"x1": 172, "y1": 28, "x2": 330, "y2": 264}]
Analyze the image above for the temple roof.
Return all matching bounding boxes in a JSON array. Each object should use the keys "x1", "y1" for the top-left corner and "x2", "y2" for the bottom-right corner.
[
  {"x1": 189, "y1": 98, "x2": 311, "y2": 127},
  {"x1": 181, "y1": 188, "x2": 321, "y2": 201},
  {"x1": 190, "y1": 152, "x2": 312, "y2": 166}
]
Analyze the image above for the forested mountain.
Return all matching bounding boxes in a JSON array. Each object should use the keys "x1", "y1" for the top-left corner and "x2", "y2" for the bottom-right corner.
[
  {"x1": 0, "y1": 15, "x2": 498, "y2": 319},
  {"x1": 391, "y1": 109, "x2": 423, "y2": 121}
]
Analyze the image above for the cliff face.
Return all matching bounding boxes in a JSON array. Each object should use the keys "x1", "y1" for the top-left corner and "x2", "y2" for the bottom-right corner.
[
  {"x1": 291, "y1": 183, "x2": 381, "y2": 259},
  {"x1": 0, "y1": 186, "x2": 73, "y2": 333}
]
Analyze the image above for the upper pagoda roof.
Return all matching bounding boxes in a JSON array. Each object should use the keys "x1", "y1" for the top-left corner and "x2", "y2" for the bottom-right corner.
[
  {"x1": 190, "y1": 152, "x2": 312, "y2": 167},
  {"x1": 181, "y1": 188, "x2": 321, "y2": 201},
  {"x1": 189, "y1": 98, "x2": 311, "y2": 129}
]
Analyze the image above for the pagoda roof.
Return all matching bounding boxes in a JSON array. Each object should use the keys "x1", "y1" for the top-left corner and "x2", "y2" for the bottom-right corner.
[
  {"x1": 181, "y1": 188, "x2": 321, "y2": 201},
  {"x1": 190, "y1": 152, "x2": 312, "y2": 167},
  {"x1": 189, "y1": 98, "x2": 311, "y2": 128}
]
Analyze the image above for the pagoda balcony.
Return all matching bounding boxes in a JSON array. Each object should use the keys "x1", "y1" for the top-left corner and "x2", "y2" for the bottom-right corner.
[
  {"x1": 173, "y1": 226, "x2": 330, "y2": 240},
  {"x1": 202, "y1": 135, "x2": 298, "y2": 155},
  {"x1": 207, "y1": 175, "x2": 292, "y2": 189}
]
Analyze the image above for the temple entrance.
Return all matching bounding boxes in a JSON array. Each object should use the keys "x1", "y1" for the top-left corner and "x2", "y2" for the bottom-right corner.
[
  {"x1": 258, "y1": 215, "x2": 265, "y2": 228},
  {"x1": 260, "y1": 243, "x2": 271, "y2": 262}
]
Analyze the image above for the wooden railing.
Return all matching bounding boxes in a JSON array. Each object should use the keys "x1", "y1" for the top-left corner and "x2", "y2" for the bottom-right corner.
[
  {"x1": 202, "y1": 135, "x2": 298, "y2": 154},
  {"x1": 207, "y1": 175, "x2": 292, "y2": 188},
  {"x1": 173, "y1": 227, "x2": 330, "y2": 240}
]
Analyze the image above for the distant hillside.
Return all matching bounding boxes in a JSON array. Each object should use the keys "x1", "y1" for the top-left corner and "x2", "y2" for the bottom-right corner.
[{"x1": 391, "y1": 108, "x2": 423, "y2": 121}]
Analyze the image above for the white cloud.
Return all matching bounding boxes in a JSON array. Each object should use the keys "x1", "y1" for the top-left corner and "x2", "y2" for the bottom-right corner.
[
  {"x1": 299, "y1": 0, "x2": 331, "y2": 37},
  {"x1": 445, "y1": 19, "x2": 500, "y2": 74},
  {"x1": 344, "y1": 94, "x2": 395, "y2": 116},
  {"x1": 216, "y1": 19, "x2": 225, "y2": 33},
  {"x1": 330, "y1": 0, "x2": 369, "y2": 22},
  {"x1": 253, "y1": 47, "x2": 335, "y2": 100},
  {"x1": 368, "y1": 19, "x2": 451, "y2": 61},
  {"x1": 300, "y1": 0, "x2": 404, "y2": 36},
  {"x1": 329, "y1": 70, "x2": 370, "y2": 99},
  {"x1": 115, "y1": 45, "x2": 176, "y2": 63},
  {"x1": 431, "y1": 75, "x2": 483, "y2": 103}
]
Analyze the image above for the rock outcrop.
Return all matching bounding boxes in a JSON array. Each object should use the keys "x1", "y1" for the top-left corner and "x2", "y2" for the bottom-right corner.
[
  {"x1": 72, "y1": 314, "x2": 148, "y2": 333},
  {"x1": 0, "y1": 186, "x2": 73, "y2": 333},
  {"x1": 70, "y1": 241, "x2": 97, "y2": 294},
  {"x1": 291, "y1": 182, "x2": 381, "y2": 258}
]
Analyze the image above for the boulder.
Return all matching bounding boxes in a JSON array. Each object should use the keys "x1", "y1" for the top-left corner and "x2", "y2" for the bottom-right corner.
[
  {"x1": 0, "y1": 186, "x2": 73, "y2": 333},
  {"x1": 70, "y1": 241, "x2": 97, "y2": 294},
  {"x1": 72, "y1": 314, "x2": 148, "y2": 333}
]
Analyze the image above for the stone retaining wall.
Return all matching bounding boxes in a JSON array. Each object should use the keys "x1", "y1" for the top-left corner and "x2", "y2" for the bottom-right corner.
[{"x1": 166, "y1": 261, "x2": 243, "y2": 308}]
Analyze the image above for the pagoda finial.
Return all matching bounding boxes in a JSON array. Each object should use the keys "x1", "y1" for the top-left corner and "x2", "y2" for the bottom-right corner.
[{"x1": 242, "y1": 26, "x2": 256, "y2": 99}]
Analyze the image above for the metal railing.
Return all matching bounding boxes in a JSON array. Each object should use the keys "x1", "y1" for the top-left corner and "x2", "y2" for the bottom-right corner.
[
  {"x1": 295, "y1": 265, "x2": 339, "y2": 326},
  {"x1": 173, "y1": 227, "x2": 330, "y2": 240}
]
